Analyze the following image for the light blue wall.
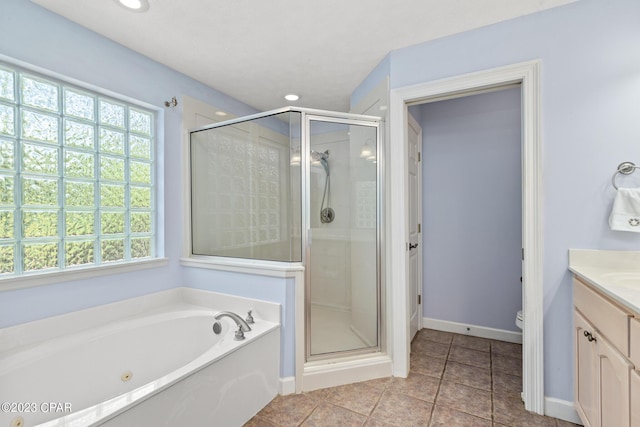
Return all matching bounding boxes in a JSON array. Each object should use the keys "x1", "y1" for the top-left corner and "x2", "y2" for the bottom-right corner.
[
  {"x1": 0, "y1": 0, "x2": 261, "y2": 327},
  {"x1": 350, "y1": 54, "x2": 390, "y2": 110},
  {"x1": 409, "y1": 87, "x2": 522, "y2": 332},
  {"x1": 387, "y1": 0, "x2": 640, "y2": 402}
]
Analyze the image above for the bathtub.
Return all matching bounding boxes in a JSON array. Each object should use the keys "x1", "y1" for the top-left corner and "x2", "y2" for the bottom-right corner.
[{"x1": 0, "y1": 288, "x2": 280, "y2": 427}]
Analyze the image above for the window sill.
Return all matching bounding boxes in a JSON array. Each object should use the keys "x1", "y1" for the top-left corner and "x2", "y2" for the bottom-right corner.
[
  {"x1": 180, "y1": 256, "x2": 304, "y2": 278},
  {"x1": 0, "y1": 258, "x2": 169, "y2": 292}
]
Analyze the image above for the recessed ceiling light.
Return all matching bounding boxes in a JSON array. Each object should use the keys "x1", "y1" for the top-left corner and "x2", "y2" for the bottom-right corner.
[
  {"x1": 284, "y1": 94, "x2": 300, "y2": 102},
  {"x1": 115, "y1": 0, "x2": 150, "y2": 12},
  {"x1": 215, "y1": 111, "x2": 227, "y2": 116}
]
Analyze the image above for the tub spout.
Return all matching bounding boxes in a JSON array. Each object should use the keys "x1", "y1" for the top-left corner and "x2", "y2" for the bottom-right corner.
[{"x1": 214, "y1": 311, "x2": 252, "y2": 332}]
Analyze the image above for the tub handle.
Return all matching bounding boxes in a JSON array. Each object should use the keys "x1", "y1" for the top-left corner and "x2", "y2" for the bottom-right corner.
[
  {"x1": 246, "y1": 310, "x2": 255, "y2": 324},
  {"x1": 234, "y1": 325, "x2": 245, "y2": 341},
  {"x1": 214, "y1": 311, "x2": 251, "y2": 332}
]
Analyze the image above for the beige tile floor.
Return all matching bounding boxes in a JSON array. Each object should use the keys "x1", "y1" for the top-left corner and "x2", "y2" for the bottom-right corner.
[{"x1": 245, "y1": 328, "x2": 582, "y2": 427}]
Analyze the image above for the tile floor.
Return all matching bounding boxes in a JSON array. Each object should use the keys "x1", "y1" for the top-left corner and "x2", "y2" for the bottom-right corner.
[{"x1": 245, "y1": 328, "x2": 582, "y2": 427}]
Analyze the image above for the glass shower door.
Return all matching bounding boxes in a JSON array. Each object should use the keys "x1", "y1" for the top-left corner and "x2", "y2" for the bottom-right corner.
[{"x1": 306, "y1": 116, "x2": 380, "y2": 359}]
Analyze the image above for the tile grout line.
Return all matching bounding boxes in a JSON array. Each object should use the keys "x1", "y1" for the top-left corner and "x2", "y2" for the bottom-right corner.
[
  {"x1": 426, "y1": 334, "x2": 453, "y2": 426},
  {"x1": 439, "y1": 336, "x2": 496, "y2": 424},
  {"x1": 294, "y1": 393, "x2": 324, "y2": 427},
  {"x1": 364, "y1": 379, "x2": 390, "y2": 426},
  {"x1": 490, "y1": 340, "x2": 496, "y2": 425}
]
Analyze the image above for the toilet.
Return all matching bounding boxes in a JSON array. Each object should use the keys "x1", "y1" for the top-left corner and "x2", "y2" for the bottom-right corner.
[
  {"x1": 515, "y1": 310, "x2": 524, "y2": 330},
  {"x1": 515, "y1": 309, "x2": 525, "y2": 400},
  {"x1": 516, "y1": 276, "x2": 524, "y2": 330}
]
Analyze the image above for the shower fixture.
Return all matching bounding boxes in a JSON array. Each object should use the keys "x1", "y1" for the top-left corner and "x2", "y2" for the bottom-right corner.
[
  {"x1": 311, "y1": 150, "x2": 329, "y2": 176},
  {"x1": 164, "y1": 96, "x2": 178, "y2": 108},
  {"x1": 189, "y1": 107, "x2": 382, "y2": 367},
  {"x1": 311, "y1": 150, "x2": 334, "y2": 223}
]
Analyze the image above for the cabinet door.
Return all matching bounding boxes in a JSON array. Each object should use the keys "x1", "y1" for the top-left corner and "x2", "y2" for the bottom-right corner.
[
  {"x1": 632, "y1": 370, "x2": 640, "y2": 427},
  {"x1": 575, "y1": 310, "x2": 599, "y2": 427},
  {"x1": 597, "y1": 332, "x2": 631, "y2": 427}
]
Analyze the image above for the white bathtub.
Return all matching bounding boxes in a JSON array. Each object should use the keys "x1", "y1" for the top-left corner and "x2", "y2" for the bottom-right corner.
[{"x1": 0, "y1": 288, "x2": 280, "y2": 427}]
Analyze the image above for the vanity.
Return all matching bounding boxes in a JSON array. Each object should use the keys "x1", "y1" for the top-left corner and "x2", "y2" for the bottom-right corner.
[{"x1": 569, "y1": 250, "x2": 640, "y2": 427}]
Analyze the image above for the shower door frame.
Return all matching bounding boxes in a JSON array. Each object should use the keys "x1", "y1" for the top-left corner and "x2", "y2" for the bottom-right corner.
[{"x1": 302, "y1": 112, "x2": 384, "y2": 364}]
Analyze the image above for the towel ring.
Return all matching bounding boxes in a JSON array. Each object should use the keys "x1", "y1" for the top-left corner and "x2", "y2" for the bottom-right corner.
[{"x1": 612, "y1": 161, "x2": 640, "y2": 190}]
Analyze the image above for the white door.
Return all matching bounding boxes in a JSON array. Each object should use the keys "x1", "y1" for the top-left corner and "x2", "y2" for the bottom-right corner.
[{"x1": 408, "y1": 113, "x2": 422, "y2": 341}]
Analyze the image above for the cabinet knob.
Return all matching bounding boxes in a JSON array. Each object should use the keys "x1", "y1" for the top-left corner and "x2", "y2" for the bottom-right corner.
[{"x1": 583, "y1": 330, "x2": 597, "y2": 342}]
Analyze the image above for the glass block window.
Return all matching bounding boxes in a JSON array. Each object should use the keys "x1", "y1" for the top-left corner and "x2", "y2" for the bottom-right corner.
[{"x1": 0, "y1": 62, "x2": 155, "y2": 277}]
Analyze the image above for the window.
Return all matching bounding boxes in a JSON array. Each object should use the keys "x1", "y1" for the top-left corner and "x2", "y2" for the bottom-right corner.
[{"x1": 0, "y1": 62, "x2": 156, "y2": 277}]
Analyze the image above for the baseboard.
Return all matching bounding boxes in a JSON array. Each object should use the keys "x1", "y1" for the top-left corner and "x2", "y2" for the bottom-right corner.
[
  {"x1": 302, "y1": 355, "x2": 393, "y2": 392},
  {"x1": 422, "y1": 317, "x2": 522, "y2": 344},
  {"x1": 544, "y1": 396, "x2": 582, "y2": 425},
  {"x1": 279, "y1": 376, "x2": 296, "y2": 396}
]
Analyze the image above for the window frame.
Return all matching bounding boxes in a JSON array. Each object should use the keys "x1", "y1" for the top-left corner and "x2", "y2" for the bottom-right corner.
[{"x1": 0, "y1": 58, "x2": 165, "y2": 291}]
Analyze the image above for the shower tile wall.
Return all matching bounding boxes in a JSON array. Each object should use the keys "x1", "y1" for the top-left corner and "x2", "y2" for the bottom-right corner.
[
  {"x1": 348, "y1": 124, "x2": 378, "y2": 348},
  {"x1": 310, "y1": 131, "x2": 352, "y2": 312},
  {"x1": 309, "y1": 129, "x2": 357, "y2": 355},
  {"x1": 310, "y1": 238, "x2": 351, "y2": 310}
]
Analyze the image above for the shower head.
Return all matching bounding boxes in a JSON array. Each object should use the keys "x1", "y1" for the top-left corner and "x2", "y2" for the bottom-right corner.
[
  {"x1": 311, "y1": 150, "x2": 330, "y2": 176},
  {"x1": 310, "y1": 150, "x2": 328, "y2": 162}
]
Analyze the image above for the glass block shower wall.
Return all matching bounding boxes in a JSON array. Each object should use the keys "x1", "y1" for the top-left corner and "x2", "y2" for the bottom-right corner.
[{"x1": 190, "y1": 111, "x2": 301, "y2": 262}]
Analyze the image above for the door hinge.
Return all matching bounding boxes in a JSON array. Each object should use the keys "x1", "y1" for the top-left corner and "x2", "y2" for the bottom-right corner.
[
  {"x1": 522, "y1": 248, "x2": 524, "y2": 260},
  {"x1": 418, "y1": 295, "x2": 421, "y2": 305},
  {"x1": 418, "y1": 223, "x2": 421, "y2": 233},
  {"x1": 418, "y1": 152, "x2": 421, "y2": 162}
]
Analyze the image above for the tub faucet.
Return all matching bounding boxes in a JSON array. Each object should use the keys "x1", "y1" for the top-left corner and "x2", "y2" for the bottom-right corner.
[{"x1": 214, "y1": 311, "x2": 252, "y2": 332}]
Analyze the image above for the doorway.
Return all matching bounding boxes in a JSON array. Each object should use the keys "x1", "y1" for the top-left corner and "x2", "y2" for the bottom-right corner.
[
  {"x1": 409, "y1": 86, "x2": 523, "y2": 341},
  {"x1": 389, "y1": 60, "x2": 543, "y2": 414}
]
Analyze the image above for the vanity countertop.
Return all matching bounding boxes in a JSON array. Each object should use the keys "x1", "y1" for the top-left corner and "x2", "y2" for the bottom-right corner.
[{"x1": 569, "y1": 249, "x2": 640, "y2": 315}]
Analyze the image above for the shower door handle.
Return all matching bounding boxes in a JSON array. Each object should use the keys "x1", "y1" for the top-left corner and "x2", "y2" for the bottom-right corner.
[{"x1": 409, "y1": 243, "x2": 419, "y2": 250}]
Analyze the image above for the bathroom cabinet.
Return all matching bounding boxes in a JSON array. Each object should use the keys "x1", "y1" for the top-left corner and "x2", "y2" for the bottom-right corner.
[
  {"x1": 632, "y1": 318, "x2": 640, "y2": 427},
  {"x1": 574, "y1": 310, "x2": 600, "y2": 427},
  {"x1": 573, "y1": 276, "x2": 634, "y2": 427},
  {"x1": 632, "y1": 368, "x2": 640, "y2": 427}
]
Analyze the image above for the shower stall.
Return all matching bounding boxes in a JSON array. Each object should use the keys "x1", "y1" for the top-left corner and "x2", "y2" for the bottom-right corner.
[{"x1": 189, "y1": 107, "x2": 382, "y2": 367}]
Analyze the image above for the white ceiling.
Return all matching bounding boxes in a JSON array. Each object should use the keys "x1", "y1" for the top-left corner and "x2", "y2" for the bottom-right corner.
[{"x1": 32, "y1": 0, "x2": 575, "y2": 112}]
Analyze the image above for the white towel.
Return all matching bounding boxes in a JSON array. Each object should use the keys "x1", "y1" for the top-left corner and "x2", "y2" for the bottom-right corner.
[{"x1": 609, "y1": 188, "x2": 640, "y2": 232}]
